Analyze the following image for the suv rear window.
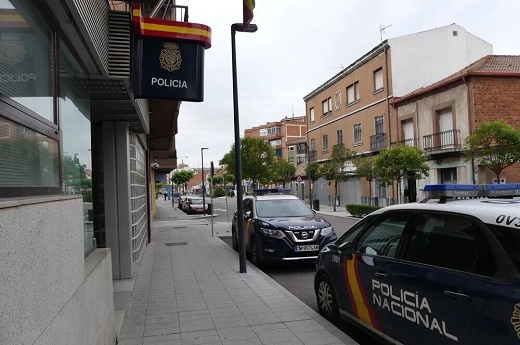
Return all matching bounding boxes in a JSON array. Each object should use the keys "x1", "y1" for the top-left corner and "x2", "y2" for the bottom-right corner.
[
  {"x1": 487, "y1": 224, "x2": 520, "y2": 273},
  {"x1": 256, "y1": 199, "x2": 314, "y2": 217}
]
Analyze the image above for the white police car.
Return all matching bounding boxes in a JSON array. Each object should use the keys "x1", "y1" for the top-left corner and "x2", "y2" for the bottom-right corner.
[
  {"x1": 315, "y1": 183, "x2": 520, "y2": 344},
  {"x1": 231, "y1": 188, "x2": 337, "y2": 267}
]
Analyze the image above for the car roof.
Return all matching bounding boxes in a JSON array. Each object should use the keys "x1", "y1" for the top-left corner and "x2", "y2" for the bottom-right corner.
[
  {"x1": 372, "y1": 198, "x2": 520, "y2": 229},
  {"x1": 250, "y1": 194, "x2": 300, "y2": 201}
]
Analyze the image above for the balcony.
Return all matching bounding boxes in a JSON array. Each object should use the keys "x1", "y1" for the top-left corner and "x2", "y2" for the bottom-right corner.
[
  {"x1": 370, "y1": 133, "x2": 386, "y2": 151},
  {"x1": 423, "y1": 129, "x2": 461, "y2": 154},
  {"x1": 391, "y1": 138, "x2": 419, "y2": 147}
]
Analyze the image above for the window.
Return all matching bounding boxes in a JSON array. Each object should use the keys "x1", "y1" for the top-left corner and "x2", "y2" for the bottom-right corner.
[
  {"x1": 334, "y1": 91, "x2": 342, "y2": 110},
  {"x1": 403, "y1": 213, "x2": 495, "y2": 276},
  {"x1": 309, "y1": 107, "x2": 315, "y2": 122},
  {"x1": 375, "y1": 115, "x2": 384, "y2": 135},
  {"x1": 354, "y1": 123, "x2": 362, "y2": 145},
  {"x1": 355, "y1": 212, "x2": 410, "y2": 258},
  {"x1": 322, "y1": 135, "x2": 328, "y2": 151},
  {"x1": 267, "y1": 126, "x2": 281, "y2": 135},
  {"x1": 440, "y1": 167, "x2": 457, "y2": 184},
  {"x1": 336, "y1": 129, "x2": 343, "y2": 145},
  {"x1": 328, "y1": 97, "x2": 332, "y2": 114},
  {"x1": 347, "y1": 81, "x2": 360, "y2": 104},
  {"x1": 402, "y1": 119, "x2": 414, "y2": 145},
  {"x1": 322, "y1": 100, "x2": 328, "y2": 115},
  {"x1": 259, "y1": 128, "x2": 268, "y2": 136},
  {"x1": 310, "y1": 138, "x2": 316, "y2": 151},
  {"x1": 374, "y1": 68, "x2": 384, "y2": 91}
]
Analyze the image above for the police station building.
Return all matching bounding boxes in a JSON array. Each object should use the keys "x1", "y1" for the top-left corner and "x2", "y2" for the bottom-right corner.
[{"x1": 0, "y1": 0, "x2": 210, "y2": 343}]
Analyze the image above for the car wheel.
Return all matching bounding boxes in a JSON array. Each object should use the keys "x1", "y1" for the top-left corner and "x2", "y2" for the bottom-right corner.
[
  {"x1": 250, "y1": 238, "x2": 262, "y2": 268},
  {"x1": 231, "y1": 227, "x2": 238, "y2": 251},
  {"x1": 316, "y1": 274, "x2": 339, "y2": 323}
]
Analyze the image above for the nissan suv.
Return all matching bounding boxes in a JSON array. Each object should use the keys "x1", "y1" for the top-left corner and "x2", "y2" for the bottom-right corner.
[{"x1": 231, "y1": 188, "x2": 337, "y2": 267}]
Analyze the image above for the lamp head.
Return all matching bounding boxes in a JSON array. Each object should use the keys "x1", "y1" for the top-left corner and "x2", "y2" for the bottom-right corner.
[{"x1": 232, "y1": 23, "x2": 258, "y2": 33}]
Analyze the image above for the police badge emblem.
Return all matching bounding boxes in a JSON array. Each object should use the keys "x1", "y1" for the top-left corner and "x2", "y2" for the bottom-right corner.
[
  {"x1": 159, "y1": 42, "x2": 182, "y2": 72},
  {"x1": 511, "y1": 303, "x2": 520, "y2": 337}
]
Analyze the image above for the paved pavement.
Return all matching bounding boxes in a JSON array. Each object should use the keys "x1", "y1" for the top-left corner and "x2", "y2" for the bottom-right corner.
[{"x1": 116, "y1": 198, "x2": 359, "y2": 345}]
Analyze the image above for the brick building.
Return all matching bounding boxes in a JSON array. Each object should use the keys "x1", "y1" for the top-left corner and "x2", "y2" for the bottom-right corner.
[{"x1": 393, "y1": 55, "x2": 520, "y2": 200}]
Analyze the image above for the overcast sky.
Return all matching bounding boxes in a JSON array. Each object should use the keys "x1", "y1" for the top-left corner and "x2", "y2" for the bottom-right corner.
[{"x1": 175, "y1": 0, "x2": 520, "y2": 169}]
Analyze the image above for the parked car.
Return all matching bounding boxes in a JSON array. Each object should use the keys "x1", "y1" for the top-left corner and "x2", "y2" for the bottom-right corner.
[
  {"x1": 231, "y1": 188, "x2": 337, "y2": 267},
  {"x1": 184, "y1": 197, "x2": 209, "y2": 215},
  {"x1": 177, "y1": 195, "x2": 187, "y2": 209},
  {"x1": 315, "y1": 183, "x2": 520, "y2": 345}
]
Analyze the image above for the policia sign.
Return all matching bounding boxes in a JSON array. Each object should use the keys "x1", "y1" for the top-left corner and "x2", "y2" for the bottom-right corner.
[
  {"x1": 131, "y1": 38, "x2": 205, "y2": 101},
  {"x1": 130, "y1": 4, "x2": 211, "y2": 102}
]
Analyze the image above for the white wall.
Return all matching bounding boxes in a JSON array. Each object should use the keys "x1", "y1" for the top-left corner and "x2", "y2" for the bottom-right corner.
[
  {"x1": 0, "y1": 197, "x2": 115, "y2": 345},
  {"x1": 389, "y1": 23, "x2": 492, "y2": 96}
]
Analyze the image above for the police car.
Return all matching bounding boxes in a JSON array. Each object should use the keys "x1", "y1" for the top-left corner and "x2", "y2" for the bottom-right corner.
[
  {"x1": 231, "y1": 188, "x2": 337, "y2": 266},
  {"x1": 315, "y1": 183, "x2": 520, "y2": 344}
]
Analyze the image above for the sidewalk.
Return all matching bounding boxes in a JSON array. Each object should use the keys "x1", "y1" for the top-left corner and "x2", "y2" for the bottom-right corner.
[{"x1": 116, "y1": 198, "x2": 358, "y2": 345}]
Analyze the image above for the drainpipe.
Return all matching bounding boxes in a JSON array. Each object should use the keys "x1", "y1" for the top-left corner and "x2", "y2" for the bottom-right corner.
[
  {"x1": 464, "y1": 76, "x2": 476, "y2": 184},
  {"x1": 384, "y1": 45, "x2": 396, "y2": 202}
]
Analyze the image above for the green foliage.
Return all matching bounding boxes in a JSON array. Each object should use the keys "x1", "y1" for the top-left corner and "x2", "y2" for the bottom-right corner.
[
  {"x1": 212, "y1": 175, "x2": 223, "y2": 185},
  {"x1": 346, "y1": 204, "x2": 381, "y2": 218},
  {"x1": 219, "y1": 137, "x2": 276, "y2": 187},
  {"x1": 465, "y1": 120, "x2": 520, "y2": 181},
  {"x1": 374, "y1": 145, "x2": 429, "y2": 187},
  {"x1": 305, "y1": 162, "x2": 321, "y2": 182},
  {"x1": 273, "y1": 160, "x2": 296, "y2": 187},
  {"x1": 171, "y1": 169, "x2": 195, "y2": 193},
  {"x1": 213, "y1": 186, "x2": 225, "y2": 197}
]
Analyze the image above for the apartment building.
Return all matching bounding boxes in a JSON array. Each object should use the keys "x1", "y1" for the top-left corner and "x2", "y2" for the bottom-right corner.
[
  {"x1": 303, "y1": 23, "x2": 492, "y2": 207},
  {"x1": 393, "y1": 55, "x2": 520, "y2": 200},
  {"x1": 244, "y1": 115, "x2": 306, "y2": 160}
]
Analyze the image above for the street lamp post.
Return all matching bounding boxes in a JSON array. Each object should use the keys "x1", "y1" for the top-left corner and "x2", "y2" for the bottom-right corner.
[
  {"x1": 231, "y1": 22, "x2": 258, "y2": 273},
  {"x1": 201, "y1": 147, "x2": 209, "y2": 215}
]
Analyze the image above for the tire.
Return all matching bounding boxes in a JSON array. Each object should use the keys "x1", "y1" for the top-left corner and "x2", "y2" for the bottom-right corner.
[
  {"x1": 250, "y1": 238, "x2": 263, "y2": 268},
  {"x1": 231, "y1": 227, "x2": 238, "y2": 252},
  {"x1": 315, "y1": 274, "x2": 339, "y2": 323}
]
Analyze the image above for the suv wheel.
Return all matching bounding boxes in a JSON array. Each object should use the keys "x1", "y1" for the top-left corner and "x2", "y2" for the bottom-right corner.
[
  {"x1": 316, "y1": 274, "x2": 339, "y2": 322},
  {"x1": 250, "y1": 238, "x2": 262, "y2": 268},
  {"x1": 231, "y1": 227, "x2": 238, "y2": 251}
]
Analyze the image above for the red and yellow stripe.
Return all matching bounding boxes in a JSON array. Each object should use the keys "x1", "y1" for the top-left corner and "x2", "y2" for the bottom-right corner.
[
  {"x1": 0, "y1": 9, "x2": 29, "y2": 28},
  {"x1": 344, "y1": 256, "x2": 380, "y2": 329},
  {"x1": 132, "y1": 5, "x2": 211, "y2": 49}
]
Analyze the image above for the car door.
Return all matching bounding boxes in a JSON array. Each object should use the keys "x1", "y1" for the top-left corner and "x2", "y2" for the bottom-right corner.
[
  {"x1": 339, "y1": 211, "x2": 412, "y2": 343},
  {"x1": 391, "y1": 212, "x2": 492, "y2": 345}
]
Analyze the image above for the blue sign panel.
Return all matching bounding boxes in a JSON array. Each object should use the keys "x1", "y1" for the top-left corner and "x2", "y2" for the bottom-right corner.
[{"x1": 131, "y1": 37, "x2": 205, "y2": 101}]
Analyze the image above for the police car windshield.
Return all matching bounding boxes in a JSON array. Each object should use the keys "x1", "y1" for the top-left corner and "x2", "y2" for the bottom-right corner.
[{"x1": 256, "y1": 199, "x2": 314, "y2": 217}]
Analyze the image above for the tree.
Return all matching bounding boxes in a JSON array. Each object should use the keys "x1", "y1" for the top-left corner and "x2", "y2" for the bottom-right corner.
[
  {"x1": 354, "y1": 155, "x2": 377, "y2": 205},
  {"x1": 273, "y1": 160, "x2": 296, "y2": 187},
  {"x1": 219, "y1": 137, "x2": 276, "y2": 189},
  {"x1": 171, "y1": 169, "x2": 195, "y2": 193},
  {"x1": 319, "y1": 144, "x2": 356, "y2": 211},
  {"x1": 465, "y1": 120, "x2": 520, "y2": 183},
  {"x1": 374, "y1": 145, "x2": 429, "y2": 203},
  {"x1": 305, "y1": 161, "x2": 321, "y2": 206}
]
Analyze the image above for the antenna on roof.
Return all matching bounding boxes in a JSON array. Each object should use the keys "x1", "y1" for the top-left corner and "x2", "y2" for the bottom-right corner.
[
  {"x1": 292, "y1": 104, "x2": 294, "y2": 118},
  {"x1": 379, "y1": 24, "x2": 392, "y2": 42}
]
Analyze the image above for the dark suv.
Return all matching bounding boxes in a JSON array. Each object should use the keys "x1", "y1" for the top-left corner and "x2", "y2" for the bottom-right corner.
[{"x1": 231, "y1": 188, "x2": 337, "y2": 267}]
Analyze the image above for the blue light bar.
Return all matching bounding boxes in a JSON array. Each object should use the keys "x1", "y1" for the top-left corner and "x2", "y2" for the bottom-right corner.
[
  {"x1": 423, "y1": 183, "x2": 520, "y2": 199},
  {"x1": 253, "y1": 188, "x2": 292, "y2": 195}
]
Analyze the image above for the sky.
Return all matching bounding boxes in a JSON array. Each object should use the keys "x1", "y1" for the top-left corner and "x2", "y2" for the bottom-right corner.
[{"x1": 175, "y1": 0, "x2": 520, "y2": 169}]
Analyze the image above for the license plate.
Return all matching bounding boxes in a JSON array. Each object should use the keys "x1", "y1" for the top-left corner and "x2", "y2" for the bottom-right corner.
[{"x1": 294, "y1": 245, "x2": 319, "y2": 252}]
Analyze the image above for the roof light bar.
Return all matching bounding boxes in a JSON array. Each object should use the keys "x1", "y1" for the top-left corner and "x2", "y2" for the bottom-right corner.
[
  {"x1": 253, "y1": 188, "x2": 292, "y2": 195},
  {"x1": 423, "y1": 183, "x2": 520, "y2": 199}
]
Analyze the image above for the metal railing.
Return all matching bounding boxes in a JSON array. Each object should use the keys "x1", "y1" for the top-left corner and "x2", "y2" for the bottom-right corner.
[
  {"x1": 423, "y1": 129, "x2": 461, "y2": 152},
  {"x1": 370, "y1": 133, "x2": 386, "y2": 151},
  {"x1": 391, "y1": 138, "x2": 419, "y2": 147}
]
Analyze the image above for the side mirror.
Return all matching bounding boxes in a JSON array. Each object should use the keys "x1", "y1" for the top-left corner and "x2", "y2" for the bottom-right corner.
[
  {"x1": 337, "y1": 242, "x2": 353, "y2": 259},
  {"x1": 244, "y1": 211, "x2": 252, "y2": 219}
]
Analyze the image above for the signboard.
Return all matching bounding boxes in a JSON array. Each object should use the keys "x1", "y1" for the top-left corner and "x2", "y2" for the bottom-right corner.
[
  {"x1": 296, "y1": 175, "x2": 302, "y2": 182},
  {"x1": 131, "y1": 37, "x2": 205, "y2": 101}
]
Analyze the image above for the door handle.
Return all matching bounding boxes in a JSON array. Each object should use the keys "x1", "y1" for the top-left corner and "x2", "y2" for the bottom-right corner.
[
  {"x1": 444, "y1": 290, "x2": 471, "y2": 302},
  {"x1": 374, "y1": 272, "x2": 388, "y2": 279}
]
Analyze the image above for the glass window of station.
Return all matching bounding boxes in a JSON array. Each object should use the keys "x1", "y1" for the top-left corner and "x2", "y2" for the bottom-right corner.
[{"x1": 0, "y1": 0, "x2": 93, "y2": 255}]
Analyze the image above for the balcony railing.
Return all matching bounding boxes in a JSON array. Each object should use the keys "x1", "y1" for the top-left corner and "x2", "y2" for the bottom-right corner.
[
  {"x1": 423, "y1": 129, "x2": 461, "y2": 153},
  {"x1": 370, "y1": 133, "x2": 386, "y2": 151},
  {"x1": 391, "y1": 138, "x2": 419, "y2": 147},
  {"x1": 297, "y1": 156, "x2": 307, "y2": 165}
]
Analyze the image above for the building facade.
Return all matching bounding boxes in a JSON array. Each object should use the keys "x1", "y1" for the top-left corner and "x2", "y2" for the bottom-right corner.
[
  {"x1": 0, "y1": 1, "x2": 210, "y2": 343},
  {"x1": 393, "y1": 55, "x2": 520, "y2": 200},
  {"x1": 244, "y1": 115, "x2": 307, "y2": 160},
  {"x1": 303, "y1": 24, "x2": 492, "y2": 207}
]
